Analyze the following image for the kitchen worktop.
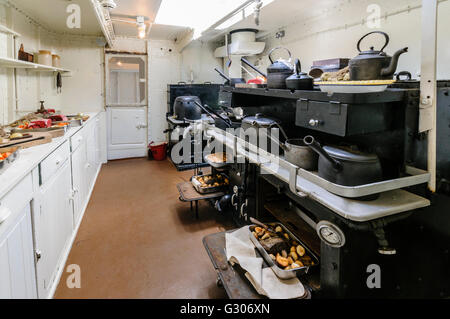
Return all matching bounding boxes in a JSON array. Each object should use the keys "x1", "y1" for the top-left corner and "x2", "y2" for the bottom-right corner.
[{"x1": 0, "y1": 112, "x2": 101, "y2": 199}]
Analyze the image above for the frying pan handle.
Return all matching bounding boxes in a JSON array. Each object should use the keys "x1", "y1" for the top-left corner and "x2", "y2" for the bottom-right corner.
[
  {"x1": 241, "y1": 57, "x2": 267, "y2": 78},
  {"x1": 357, "y1": 31, "x2": 390, "y2": 53},
  {"x1": 194, "y1": 101, "x2": 232, "y2": 128},
  {"x1": 294, "y1": 58, "x2": 301, "y2": 75},
  {"x1": 268, "y1": 46, "x2": 292, "y2": 64},
  {"x1": 303, "y1": 136, "x2": 342, "y2": 171},
  {"x1": 214, "y1": 68, "x2": 231, "y2": 82}
]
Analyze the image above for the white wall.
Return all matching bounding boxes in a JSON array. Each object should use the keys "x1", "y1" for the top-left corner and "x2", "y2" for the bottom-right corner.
[
  {"x1": 180, "y1": 40, "x2": 223, "y2": 84},
  {"x1": 244, "y1": 0, "x2": 450, "y2": 80},
  {"x1": 0, "y1": 3, "x2": 104, "y2": 126},
  {"x1": 148, "y1": 39, "x2": 181, "y2": 143}
]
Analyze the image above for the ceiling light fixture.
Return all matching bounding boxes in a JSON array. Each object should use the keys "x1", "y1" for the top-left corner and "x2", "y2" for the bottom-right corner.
[{"x1": 136, "y1": 16, "x2": 146, "y2": 39}]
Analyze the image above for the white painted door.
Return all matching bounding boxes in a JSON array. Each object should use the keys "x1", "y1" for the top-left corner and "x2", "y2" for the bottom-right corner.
[
  {"x1": 0, "y1": 203, "x2": 37, "y2": 299},
  {"x1": 34, "y1": 161, "x2": 73, "y2": 298},
  {"x1": 105, "y1": 54, "x2": 148, "y2": 160}
]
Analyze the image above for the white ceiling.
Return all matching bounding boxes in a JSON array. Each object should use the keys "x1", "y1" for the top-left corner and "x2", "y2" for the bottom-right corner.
[{"x1": 12, "y1": 0, "x2": 103, "y2": 36}]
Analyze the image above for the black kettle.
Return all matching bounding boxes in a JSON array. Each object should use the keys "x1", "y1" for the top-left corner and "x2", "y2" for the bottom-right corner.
[
  {"x1": 285, "y1": 59, "x2": 314, "y2": 91},
  {"x1": 349, "y1": 31, "x2": 408, "y2": 81},
  {"x1": 267, "y1": 47, "x2": 294, "y2": 89}
]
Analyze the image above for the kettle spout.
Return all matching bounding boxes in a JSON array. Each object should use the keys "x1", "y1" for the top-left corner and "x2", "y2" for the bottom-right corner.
[{"x1": 381, "y1": 47, "x2": 408, "y2": 77}]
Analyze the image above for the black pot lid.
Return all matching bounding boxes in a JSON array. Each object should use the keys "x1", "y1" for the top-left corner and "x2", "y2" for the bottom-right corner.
[
  {"x1": 242, "y1": 114, "x2": 280, "y2": 127},
  {"x1": 323, "y1": 145, "x2": 379, "y2": 163}
]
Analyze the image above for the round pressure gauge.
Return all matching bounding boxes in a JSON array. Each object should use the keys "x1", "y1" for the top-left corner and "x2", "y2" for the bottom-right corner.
[{"x1": 316, "y1": 221, "x2": 346, "y2": 248}]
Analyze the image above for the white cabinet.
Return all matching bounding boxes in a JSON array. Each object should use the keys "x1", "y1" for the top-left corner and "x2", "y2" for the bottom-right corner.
[
  {"x1": 34, "y1": 160, "x2": 73, "y2": 298},
  {"x1": 0, "y1": 203, "x2": 37, "y2": 299},
  {"x1": 71, "y1": 142, "x2": 88, "y2": 227}
]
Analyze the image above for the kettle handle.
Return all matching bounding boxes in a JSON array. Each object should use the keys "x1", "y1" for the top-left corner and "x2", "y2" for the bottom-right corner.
[
  {"x1": 357, "y1": 31, "x2": 390, "y2": 53},
  {"x1": 268, "y1": 46, "x2": 292, "y2": 64}
]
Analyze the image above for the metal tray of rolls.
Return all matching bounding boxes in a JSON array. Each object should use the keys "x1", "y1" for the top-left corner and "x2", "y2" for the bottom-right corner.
[{"x1": 249, "y1": 222, "x2": 319, "y2": 279}]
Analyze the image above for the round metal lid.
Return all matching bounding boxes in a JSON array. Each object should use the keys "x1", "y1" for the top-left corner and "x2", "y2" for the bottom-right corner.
[{"x1": 323, "y1": 145, "x2": 379, "y2": 163}]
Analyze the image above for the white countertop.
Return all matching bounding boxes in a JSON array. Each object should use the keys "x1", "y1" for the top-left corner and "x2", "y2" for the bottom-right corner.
[{"x1": 0, "y1": 112, "x2": 101, "y2": 199}]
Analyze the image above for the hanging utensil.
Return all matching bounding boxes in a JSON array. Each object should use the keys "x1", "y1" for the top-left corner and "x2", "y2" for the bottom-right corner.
[{"x1": 56, "y1": 72, "x2": 62, "y2": 94}]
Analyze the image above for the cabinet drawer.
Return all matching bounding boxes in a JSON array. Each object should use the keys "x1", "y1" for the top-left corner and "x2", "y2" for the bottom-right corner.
[
  {"x1": 40, "y1": 141, "x2": 70, "y2": 185},
  {"x1": 0, "y1": 173, "x2": 33, "y2": 237},
  {"x1": 295, "y1": 99, "x2": 396, "y2": 137}
]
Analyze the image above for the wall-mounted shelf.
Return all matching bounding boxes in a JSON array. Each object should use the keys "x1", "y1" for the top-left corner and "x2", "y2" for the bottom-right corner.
[
  {"x1": 0, "y1": 56, "x2": 71, "y2": 73},
  {"x1": 0, "y1": 24, "x2": 21, "y2": 37}
]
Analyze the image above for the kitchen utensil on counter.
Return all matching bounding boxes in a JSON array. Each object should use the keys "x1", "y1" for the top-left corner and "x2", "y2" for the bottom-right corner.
[
  {"x1": 249, "y1": 217, "x2": 276, "y2": 233},
  {"x1": 279, "y1": 139, "x2": 318, "y2": 171},
  {"x1": 0, "y1": 147, "x2": 20, "y2": 175},
  {"x1": 241, "y1": 114, "x2": 288, "y2": 153},
  {"x1": 214, "y1": 67, "x2": 245, "y2": 86},
  {"x1": 285, "y1": 59, "x2": 314, "y2": 91},
  {"x1": 240, "y1": 57, "x2": 267, "y2": 79},
  {"x1": 349, "y1": 31, "x2": 408, "y2": 80},
  {"x1": 194, "y1": 101, "x2": 233, "y2": 129},
  {"x1": 173, "y1": 96, "x2": 202, "y2": 121},
  {"x1": 316, "y1": 79, "x2": 395, "y2": 94},
  {"x1": 303, "y1": 135, "x2": 382, "y2": 187},
  {"x1": 0, "y1": 136, "x2": 46, "y2": 148},
  {"x1": 266, "y1": 46, "x2": 294, "y2": 89}
]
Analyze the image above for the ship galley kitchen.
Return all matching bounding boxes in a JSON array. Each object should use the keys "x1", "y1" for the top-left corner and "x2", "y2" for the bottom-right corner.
[{"x1": 0, "y1": 0, "x2": 449, "y2": 302}]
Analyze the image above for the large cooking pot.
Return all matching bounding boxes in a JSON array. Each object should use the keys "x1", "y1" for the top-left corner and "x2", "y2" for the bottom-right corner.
[
  {"x1": 267, "y1": 47, "x2": 294, "y2": 89},
  {"x1": 174, "y1": 96, "x2": 202, "y2": 121},
  {"x1": 303, "y1": 136, "x2": 382, "y2": 187},
  {"x1": 349, "y1": 31, "x2": 408, "y2": 80},
  {"x1": 285, "y1": 59, "x2": 314, "y2": 91}
]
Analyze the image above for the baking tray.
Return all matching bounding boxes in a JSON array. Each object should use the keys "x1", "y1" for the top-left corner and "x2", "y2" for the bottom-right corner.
[
  {"x1": 249, "y1": 222, "x2": 319, "y2": 280},
  {"x1": 53, "y1": 119, "x2": 83, "y2": 127},
  {"x1": 0, "y1": 146, "x2": 20, "y2": 175},
  {"x1": 12, "y1": 125, "x2": 68, "y2": 133},
  {"x1": 204, "y1": 152, "x2": 231, "y2": 168},
  {"x1": 191, "y1": 173, "x2": 229, "y2": 194}
]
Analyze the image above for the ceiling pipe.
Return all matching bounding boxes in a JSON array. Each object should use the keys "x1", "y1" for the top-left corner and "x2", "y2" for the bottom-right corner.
[{"x1": 90, "y1": 0, "x2": 115, "y2": 47}]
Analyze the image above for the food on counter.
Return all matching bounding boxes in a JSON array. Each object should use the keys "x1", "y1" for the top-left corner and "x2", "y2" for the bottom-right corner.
[
  {"x1": 10, "y1": 133, "x2": 23, "y2": 139},
  {"x1": 320, "y1": 66, "x2": 350, "y2": 82},
  {"x1": 0, "y1": 152, "x2": 12, "y2": 161},
  {"x1": 30, "y1": 119, "x2": 52, "y2": 129},
  {"x1": 250, "y1": 223, "x2": 315, "y2": 269},
  {"x1": 194, "y1": 174, "x2": 229, "y2": 189},
  {"x1": 207, "y1": 152, "x2": 228, "y2": 163}
]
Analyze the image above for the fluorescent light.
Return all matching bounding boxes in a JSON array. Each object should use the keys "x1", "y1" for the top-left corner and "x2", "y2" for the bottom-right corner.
[
  {"x1": 215, "y1": 0, "x2": 275, "y2": 30},
  {"x1": 155, "y1": 0, "x2": 249, "y2": 38}
]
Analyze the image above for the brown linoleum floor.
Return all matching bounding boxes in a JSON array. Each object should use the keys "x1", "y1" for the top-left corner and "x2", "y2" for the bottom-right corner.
[{"x1": 54, "y1": 158, "x2": 233, "y2": 299}]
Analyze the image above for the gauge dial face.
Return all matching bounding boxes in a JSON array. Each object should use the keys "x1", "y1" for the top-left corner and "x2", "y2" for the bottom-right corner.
[
  {"x1": 317, "y1": 221, "x2": 345, "y2": 248},
  {"x1": 319, "y1": 226, "x2": 341, "y2": 245}
]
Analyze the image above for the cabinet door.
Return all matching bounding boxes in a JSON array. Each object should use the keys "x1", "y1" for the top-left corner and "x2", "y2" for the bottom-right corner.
[
  {"x1": 85, "y1": 124, "x2": 98, "y2": 190},
  {"x1": 71, "y1": 142, "x2": 88, "y2": 227},
  {"x1": 0, "y1": 204, "x2": 37, "y2": 299},
  {"x1": 35, "y1": 161, "x2": 73, "y2": 298}
]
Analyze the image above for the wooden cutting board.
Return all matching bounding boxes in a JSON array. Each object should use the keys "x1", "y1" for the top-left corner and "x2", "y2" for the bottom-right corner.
[{"x1": 0, "y1": 132, "x2": 53, "y2": 149}]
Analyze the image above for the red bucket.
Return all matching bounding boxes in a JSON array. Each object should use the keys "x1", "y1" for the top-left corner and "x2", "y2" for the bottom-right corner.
[{"x1": 148, "y1": 141, "x2": 168, "y2": 161}]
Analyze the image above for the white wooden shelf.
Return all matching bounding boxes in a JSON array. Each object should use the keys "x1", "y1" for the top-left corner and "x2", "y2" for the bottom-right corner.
[
  {"x1": 0, "y1": 24, "x2": 20, "y2": 37},
  {"x1": 0, "y1": 56, "x2": 71, "y2": 73}
]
